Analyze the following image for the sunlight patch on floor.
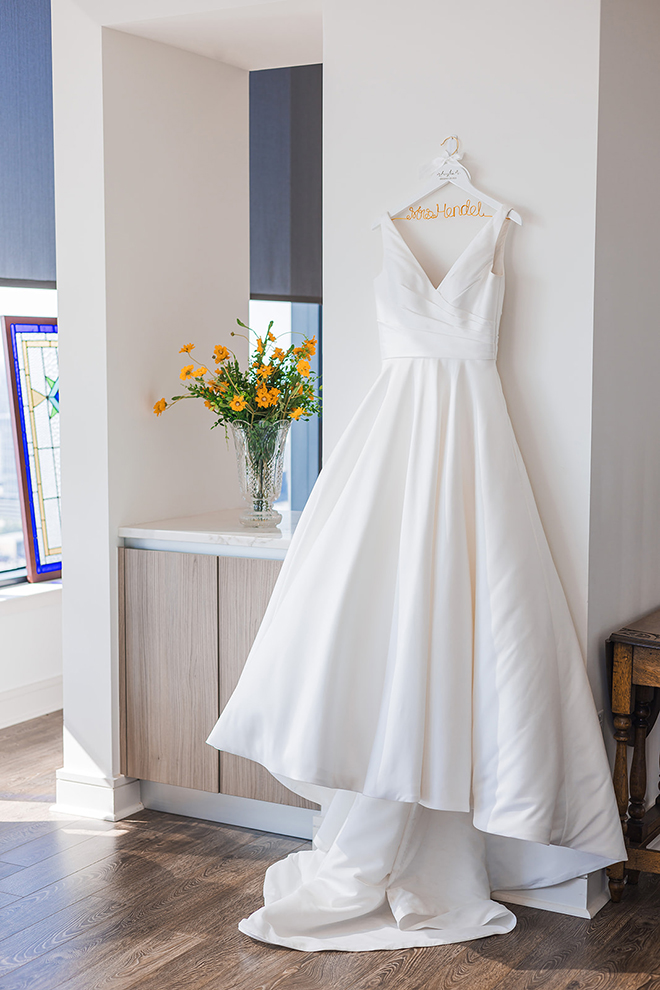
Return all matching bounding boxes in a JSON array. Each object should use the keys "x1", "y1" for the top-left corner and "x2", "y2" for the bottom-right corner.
[{"x1": 0, "y1": 799, "x2": 76, "y2": 822}]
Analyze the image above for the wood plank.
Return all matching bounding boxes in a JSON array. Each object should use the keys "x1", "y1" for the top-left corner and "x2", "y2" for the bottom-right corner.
[
  {"x1": 0, "y1": 815, "x2": 253, "y2": 937},
  {"x1": 0, "y1": 822, "x2": 72, "y2": 856},
  {"x1": 117, "y1": 840, "x2": 310, "y2": 990},
  {"x1": 625, "y1": 846, "x2": 660, "y2": 874},
  {"x1": 612, "y1": 642, "x2": 633, "y2": 714},
  {"x1": 0, "y1": 815, "x2": 239, "y2": 944},
  {"x1": 218, "y1": 555, "x2": 318, "y2": 810},
  {"x1": 0, "y1": 827, "x2": 284, "y2": 990},
  {"x1": 0, "y1": 862, "x2": 23, "y2": 881},
  {"x1": 0, "y1": 711, "x2": 61, "y2": 746},
  {"x1": 0, "y1": 924, "x2": 203, "y2": 990},
  {"x1": 124, "y1": 549, "x2": 220, "y2": 792},
  {"x1": 0, "y1": 869, "x2": 119, "y2": 942},
  {"x1": 0, "y1": 893, "x2": 117, "y2": 978},
  {"x1": 531, "y1": 901, "x2": 660, "y2": 990},
  {"x1": 0, "y1": 769, "x2": 57, "y2": 802},
  {"x1": 0, "y1": 830, "x2": 134, "y2": 897},
  {"x1": 633, "y1": 645, "x2": 660, "y2": 688},
  {"x1": 611, "y1": 607, "x2": 660, "y2": 644},
  {"x1": 336, "y1": 906, "x2": 562, "y2": 990},
  {"x1": 51, "y1": 929, "x2": 205, "y2": 990},
  {"x1": 487, "y1": 878, "x2": 660, "y2": 990},
  {"x1": 0, "y1": 819, "x2": 120, "y2": 867},
  {"x1": 113, "y1": 943, "x2": 240, "y2": 990}
]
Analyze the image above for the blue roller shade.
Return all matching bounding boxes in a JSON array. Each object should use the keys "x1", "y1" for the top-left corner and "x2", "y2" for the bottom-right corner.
[
  {"x1": 0, "y1": 0, "x2": 56, "y2": 287},
  {"x1": 249, "y1": 64, "x2": 322, "y2": 304}
]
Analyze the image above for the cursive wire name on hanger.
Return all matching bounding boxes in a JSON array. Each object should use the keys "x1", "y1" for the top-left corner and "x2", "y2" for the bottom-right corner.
[{"x1": 393, "y1": 199, "x2": 493, "y2": 221}]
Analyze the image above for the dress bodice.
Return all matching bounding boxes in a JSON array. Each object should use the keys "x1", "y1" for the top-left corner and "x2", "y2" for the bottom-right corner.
[{"x1": 374, "y1": 205, "x2": 512, "y2": 361}]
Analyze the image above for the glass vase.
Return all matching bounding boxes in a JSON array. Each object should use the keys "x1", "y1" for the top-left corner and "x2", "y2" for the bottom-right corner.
[{"x1": 229, "y1": 419, "x2": 291, "y2": 528}]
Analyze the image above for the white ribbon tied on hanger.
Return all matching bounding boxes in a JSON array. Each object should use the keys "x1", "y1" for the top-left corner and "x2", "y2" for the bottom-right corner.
[{"x1": 419, "y1": 138, "x2": 471, "y2": 181}]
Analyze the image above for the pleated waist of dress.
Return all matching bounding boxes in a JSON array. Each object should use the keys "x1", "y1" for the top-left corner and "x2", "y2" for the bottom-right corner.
[{"x1": 377, "y1": 321, "x2": 498, "y2": 361}]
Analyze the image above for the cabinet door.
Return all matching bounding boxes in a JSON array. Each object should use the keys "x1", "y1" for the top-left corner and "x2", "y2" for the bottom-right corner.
[
  {"x1": 123, "y1": 548, "x2": 219, "y2": 792},
  {"x1": 218, "y1": 556, "x2": 318, "y2": 810}
]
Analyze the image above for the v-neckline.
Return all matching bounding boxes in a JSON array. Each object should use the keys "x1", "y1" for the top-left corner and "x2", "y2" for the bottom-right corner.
[{"x1": 384, "y1": 205, "x2": 505, "y2": 293}]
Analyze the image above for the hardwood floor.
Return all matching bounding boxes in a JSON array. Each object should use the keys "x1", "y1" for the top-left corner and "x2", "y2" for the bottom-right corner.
[{"x1": 0, "y1": 712, "x2": 659, "y2": 989}]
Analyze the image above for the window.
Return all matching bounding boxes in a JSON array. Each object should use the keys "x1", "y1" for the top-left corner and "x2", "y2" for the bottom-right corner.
[
  {"x1": 0, "y1": 286, "x2": 57, "y2": 581},
  {"x1": 249, "y1": 64, "x2": 322, "y2": 514},
  {"x1": 248, "y1": 299, "x2": 321, "y2": 512}
]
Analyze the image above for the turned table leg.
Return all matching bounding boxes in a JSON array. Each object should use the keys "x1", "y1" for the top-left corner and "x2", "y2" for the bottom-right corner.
[
  {"x1": 608, "y1": 712, "x2": 631, "y2": 901},
  {"x1": 607, "y1": 643, "x2": 633, "y2": 903},
  {"x1": 627, "y1": 685, "x2": 653, "y2": 842}
]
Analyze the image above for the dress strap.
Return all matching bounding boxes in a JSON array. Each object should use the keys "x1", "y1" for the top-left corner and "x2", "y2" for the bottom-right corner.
[{"x1": 491, "y1": 210, "x2": 514, "y2": 277}]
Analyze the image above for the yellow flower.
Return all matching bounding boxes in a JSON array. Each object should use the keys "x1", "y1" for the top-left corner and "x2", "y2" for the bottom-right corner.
[
  {"x1": 303, "y1": 336, "x2": 317, "y2": 356},
  {"x1": 204, "y1": 400, "x2": 214, "y2": 410},
  {"x1": 293, "y1": 346, "x2": 305, "y2": 357},
  {"x1": 297, "y1": 359, "x2": 311, "y2": 378},
  {"x1": 273, "y1": 348, "x2": 286, "y2": 362},
  {"x1": 268, "y1": 330, "x2": 276, "y2": 342},
  {"x1": 179, "y1": 343, "x2": 194, "y2": 353},
  {"x1": 180, "y1": 364, "x2": 195, "y2": 380},
  {"x1": 153, "y1": 398, "x2": 167, "y2": 416},
  {"x1": 256, "y1": 385, "x2": 271, "y2": 408},
  {"x1": 290, "y1": 407, "x2": 304, "y2": 420},
  {"x1": 256, "y1": 339, "x2": 264, "y2": 354},
  {"x1": 213, "y1": 345, "x2": 230, "y2": 363},
  {"x1": 192, "y1": 366, "x2": 207, "y2": 377},
  {"x1": 210, "y1": 381, "x2": 228, "y2": 394},
  {"x1": 230, "y1": 395, "x2": 247, "y2": 412},
  {"x1": 256, "y1": 364, "x2": 273, "y2": 378},
  {"x1": 256, "y1": 384, "x2": 280, "y2": 408}
]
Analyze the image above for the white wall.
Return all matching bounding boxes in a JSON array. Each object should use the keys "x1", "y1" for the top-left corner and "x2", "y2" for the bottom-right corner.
[
  {"x1": 52, "y1": 0, "x2": 248, "y2": 801},
  {"x1": 102, "y1": 29, "x2": 248, "y2": 531},
  {"x1": 0, "y1": 584, "x2": 62, "y2": 728},
  {"x1": 323, "y1": 0, "x2": 601, "y2": 664},
  {"x1": 589, "y1": 0, "x2": 660, "y2": 725}
]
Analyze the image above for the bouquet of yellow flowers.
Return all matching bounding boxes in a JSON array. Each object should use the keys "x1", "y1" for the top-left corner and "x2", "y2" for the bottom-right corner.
[{"x1": 153, "y1": 318, "x2": 320, "y2": 427}]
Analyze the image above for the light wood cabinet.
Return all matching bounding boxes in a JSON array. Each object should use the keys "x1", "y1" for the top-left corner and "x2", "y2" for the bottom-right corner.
[
  {"x1": 122, "y1": 548, "x2": 220, "y2": 792},
  {"x1": 119, "y1": 546, "x2": 317, "y2": 810},
  {"x1": 218, "y1": 557, "x2": 313, "y2": 809}
]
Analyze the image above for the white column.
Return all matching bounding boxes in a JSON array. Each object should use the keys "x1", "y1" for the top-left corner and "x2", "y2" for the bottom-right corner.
[{"x1": 51, "y1": 3, "x2": 248, "y2": 819}]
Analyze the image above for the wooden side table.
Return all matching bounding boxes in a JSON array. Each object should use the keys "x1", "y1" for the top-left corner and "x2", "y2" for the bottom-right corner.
[{"x1": 607, "y1": 608, "x2": 660, "y2": 901}]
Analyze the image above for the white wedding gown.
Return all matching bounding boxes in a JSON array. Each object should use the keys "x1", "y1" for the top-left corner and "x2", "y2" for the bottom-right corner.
[{"x1": 207, "y1": 205, "x2": 625, "y2": 951}]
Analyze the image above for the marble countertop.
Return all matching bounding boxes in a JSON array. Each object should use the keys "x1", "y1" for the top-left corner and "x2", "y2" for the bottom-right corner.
[{"x1": 118, "y1": 508, "x2": 302, "y2": 557}]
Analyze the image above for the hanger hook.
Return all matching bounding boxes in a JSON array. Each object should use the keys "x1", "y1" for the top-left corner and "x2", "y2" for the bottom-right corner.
[{"x1": 440, "y1": 135, "x2": 460, "y2": 158}]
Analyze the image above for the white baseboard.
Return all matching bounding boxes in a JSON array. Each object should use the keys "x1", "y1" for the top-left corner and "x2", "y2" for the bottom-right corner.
[
  {"x1": 0, "y1": 675, "x2": 63, "y2": 730},
  {"x1": 54, "y1": 770, "x2": 144, "y2": 822},
  {"x1": 140, "y1": 780, "x2": 315, "y2": 840},
  {"x1": 492, "y1": 869, "x2": 609, "y2": 919}
]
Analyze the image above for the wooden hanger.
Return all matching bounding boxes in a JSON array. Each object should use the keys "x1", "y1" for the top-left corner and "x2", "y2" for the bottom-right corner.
[{"x1": 373, "y1": 135, "x2": 522, "y2": 229}]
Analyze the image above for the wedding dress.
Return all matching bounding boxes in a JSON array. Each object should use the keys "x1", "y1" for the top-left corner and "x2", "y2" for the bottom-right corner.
[{"x1": 206, "y1": 205, "x2": 625, "y2": 951}]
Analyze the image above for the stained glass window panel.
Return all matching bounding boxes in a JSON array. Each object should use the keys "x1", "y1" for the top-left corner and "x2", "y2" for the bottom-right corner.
[{"x1": 4, "y1": 321, "x2": 61, "y2": 578}]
